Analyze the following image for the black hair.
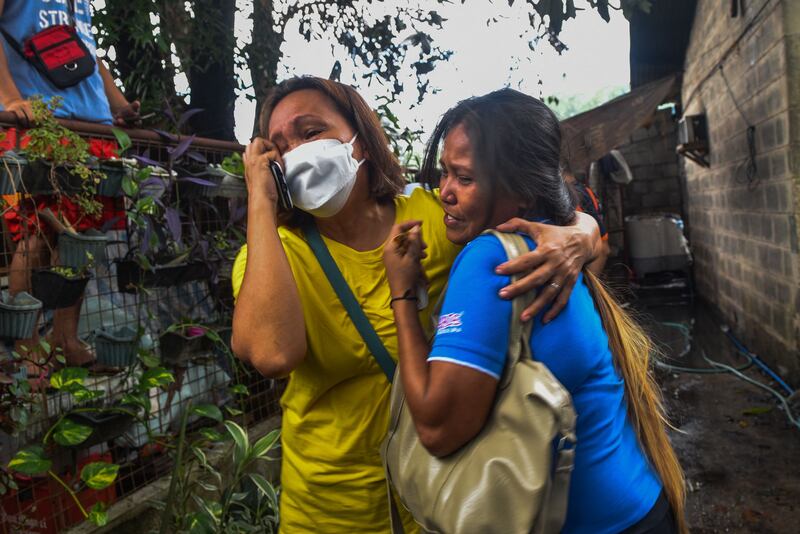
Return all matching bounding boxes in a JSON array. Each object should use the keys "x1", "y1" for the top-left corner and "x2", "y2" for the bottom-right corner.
[{"x1": 420, "y1": 88, "x2": 576, "y2": 225}]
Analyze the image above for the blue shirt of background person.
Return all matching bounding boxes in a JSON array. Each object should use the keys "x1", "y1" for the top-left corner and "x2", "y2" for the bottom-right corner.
[
  {"x1": 0, "y1": 0, "x2": 112, "y2": 123},
  {"x1": 430, "y1": 232, "x2": 663, "y2": 534}
]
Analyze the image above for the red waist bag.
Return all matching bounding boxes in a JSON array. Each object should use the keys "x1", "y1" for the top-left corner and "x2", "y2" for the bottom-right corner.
[
  {"x1": 1, "y1": 24, "x2": 94, "y2": 90},
  {"x1": 23, "y1": 25, "x2": 95, "y2": 89}
]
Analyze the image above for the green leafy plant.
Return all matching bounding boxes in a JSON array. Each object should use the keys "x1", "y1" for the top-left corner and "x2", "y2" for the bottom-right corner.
[
  {"x1": 0, "y1": 339, "x2": 57, "y2": 430},
  {"x1": 6, "y1": 360, "x2": 176, "y2": 526},
  {"x1": 49, "y1": 252, "x2": 95, "y2": 280},
  {"x1": 22, "y1": 96, "x2": 105, "y2": 218},
  {"x1": 156, "y1": 402, "x2": 280, "y2": 534},
  {"x1": 221, "y1": 152, "x2": 244, "y2": 177},
  {"x1": 6, "y1": 315, "x2": 259, "y2": 529},
  {"x1": 375, "y1": 95, "x2": 424, "y2": 174}
]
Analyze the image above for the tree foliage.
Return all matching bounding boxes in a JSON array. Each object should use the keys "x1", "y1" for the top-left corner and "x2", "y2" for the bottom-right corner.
[{"x1": 92, "y1": 0, "x2": 651, "y2": 140}]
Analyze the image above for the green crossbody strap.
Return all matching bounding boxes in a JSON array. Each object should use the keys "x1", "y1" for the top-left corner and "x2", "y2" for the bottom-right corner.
[{"x1": 303, "y1": 222, "x2": 396, "y2": 382}]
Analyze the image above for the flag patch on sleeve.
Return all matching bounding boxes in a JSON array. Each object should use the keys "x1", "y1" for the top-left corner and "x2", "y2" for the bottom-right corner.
[{"x1": 437, "y1": 312, "x2": 463, "y2": 334}]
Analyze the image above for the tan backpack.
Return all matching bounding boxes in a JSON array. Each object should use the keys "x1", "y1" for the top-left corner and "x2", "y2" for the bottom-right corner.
[{"x1": 381, "y1": 231, "x2": 578, "y2": 534}]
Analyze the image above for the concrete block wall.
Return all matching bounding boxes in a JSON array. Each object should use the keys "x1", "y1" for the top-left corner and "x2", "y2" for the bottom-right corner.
[
  {"x1": 593, "y1": 110, "x2": 683, "y2": 256},
  {"x1": 682, "y1": 0, "x2": 800, "y2": 383},
  {"x1": 618, "y1": 109, "x2": 683, "y2": 216}
]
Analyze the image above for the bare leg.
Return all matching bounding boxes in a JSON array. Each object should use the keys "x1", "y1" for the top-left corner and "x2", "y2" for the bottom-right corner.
[
  {"x1": 9, "y1": 234, "x2": 47, "y2": 296},
  {"x1": 51, "y1": 296, "x2": 94, "y2": 367},
  {"x1": 48, "y1": 246, "x2": 94, "y2": 367}
]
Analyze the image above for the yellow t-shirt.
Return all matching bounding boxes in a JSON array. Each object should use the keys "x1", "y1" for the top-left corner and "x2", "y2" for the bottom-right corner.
[{"x1": 232, "y1": 188, "x2": 460, "y2": 533}]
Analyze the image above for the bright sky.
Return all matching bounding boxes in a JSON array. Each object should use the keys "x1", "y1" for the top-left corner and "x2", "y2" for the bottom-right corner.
[
  {"x1": 232, "y1": 0, "x2": 631, "y2": 144},
  {"x1": 94, "y1": 1, "x2": 630, "y2": 144}
]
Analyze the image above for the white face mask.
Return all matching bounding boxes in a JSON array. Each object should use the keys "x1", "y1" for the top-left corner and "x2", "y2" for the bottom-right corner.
[{"x1": 282, "y1": 133, "x2": 364, "y2": 218}]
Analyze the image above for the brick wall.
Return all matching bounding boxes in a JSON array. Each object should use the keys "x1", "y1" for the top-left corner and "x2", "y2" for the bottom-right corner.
[{"x1": 682, "y1": 0, "x2": 800, "y2": 382}]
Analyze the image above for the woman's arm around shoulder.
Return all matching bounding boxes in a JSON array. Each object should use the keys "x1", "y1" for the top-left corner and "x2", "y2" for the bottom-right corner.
[{"x1": 495, "y1": 212, "x2": 601, "y2": 322}]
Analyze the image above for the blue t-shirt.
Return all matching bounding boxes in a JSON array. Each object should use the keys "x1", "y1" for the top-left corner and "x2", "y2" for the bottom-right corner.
[
  {"x1": 0, "y1": 0, "x2": 112, "y2": 123},
  {"x1": 430, "y1": 233, "x2": 662, "y2": 534}
]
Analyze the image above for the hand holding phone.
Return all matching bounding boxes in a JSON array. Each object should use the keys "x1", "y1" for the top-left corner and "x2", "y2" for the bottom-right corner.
[{"x1": 269, "y1": 160, "x2": 293, "y2": 212}]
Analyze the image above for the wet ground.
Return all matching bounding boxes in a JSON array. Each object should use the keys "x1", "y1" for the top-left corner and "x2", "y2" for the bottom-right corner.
[{"x1": 633, "y1": 295, "x2": 800, "y2": 533}]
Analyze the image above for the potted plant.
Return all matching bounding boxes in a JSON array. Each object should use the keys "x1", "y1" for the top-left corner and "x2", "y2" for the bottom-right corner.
[
  {"x1": 0, "y1": 151, "x2": 26, "y2": 195},
  {"x1": 0, "y1": 291, "x2": 42, "y2": 340},
  {"x1": 97, "y1": 158, "x2": 135, "y2": 197},
  {"x1": 0, "y1": 355, "x2": 38, "y2": 437},
  {"x1": 191, "y1": 198, "x2": 246, "y2": 297},
  {"x1": 147, "y1": 125, "x2": 219, "y2": 200},
  {"x1": 58, "y1": 229, "x2": 108, "y2": 270},
  {"x1": 7, "y1": 364, "x2": 176, "y2": 528},
  {"x1": 116, "y1": 159, "x2": 213, "y2": 292},
  {"x1": 95, "y1": 129, "x2": 136, "y2": 197},
  {"x1": 22, "y1": 159, "x2": 85, "y2": 194},
  {"x1": 177, "y1": 164, "x2": 224, "y2": 199},
  {"x1": 31, "y1": 266, "x2": 90, "y2": 310},
  {"x1": 94, "y1": 326, "x2": 138, "y2": 368},
  {"x1": 10, "y1": 97, "x2": 104, "y2": 218},
  {"x1": 159, "y1": 325, "x2": 213, "y2": 367},
  {"x1": 67, "y1": 405, "x2": 138, "y2": 448},
  {"x1": 116, "y1": 253, "x2": 212, "y2": 293},
  {"x1": 206, "y1": 152, "x2": 247, "y2": 198}
]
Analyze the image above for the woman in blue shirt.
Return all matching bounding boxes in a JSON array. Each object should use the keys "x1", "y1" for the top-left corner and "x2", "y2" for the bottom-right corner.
[{"x1": 383, "y1": 89, "x2": 686, "y2": 533}]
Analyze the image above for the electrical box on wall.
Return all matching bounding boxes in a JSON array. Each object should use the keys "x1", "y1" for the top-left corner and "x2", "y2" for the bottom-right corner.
[{"x1": 677, "y1": 114, "x2": 709, "y2": 167}]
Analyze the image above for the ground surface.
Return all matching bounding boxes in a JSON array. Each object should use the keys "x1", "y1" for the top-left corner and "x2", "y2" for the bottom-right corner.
[{"x1": 637, "y1": 298, "x2": 799, "y2": 534}]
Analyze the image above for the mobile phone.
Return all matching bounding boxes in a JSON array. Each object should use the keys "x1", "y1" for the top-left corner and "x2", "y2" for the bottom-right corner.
[
  {"x1": 269, "y1": 160, "x2": 293, "y2": 212},
  {"x1": 120, "y1": 112, "x2": 155, "y2": 125}
]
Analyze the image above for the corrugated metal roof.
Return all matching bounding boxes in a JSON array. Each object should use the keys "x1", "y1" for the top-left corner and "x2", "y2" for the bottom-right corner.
[{"x1": 561, "y1": 74, "x2": 678, "y2": 172}]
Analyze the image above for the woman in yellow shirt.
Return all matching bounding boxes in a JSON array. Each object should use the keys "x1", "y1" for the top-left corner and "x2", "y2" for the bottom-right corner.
[{"x1": 231, "y1": 76, "x2": 601, "y2": 532}]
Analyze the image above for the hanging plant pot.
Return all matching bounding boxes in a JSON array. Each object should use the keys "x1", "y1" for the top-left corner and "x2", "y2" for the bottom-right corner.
[
  {"x1": 67, "y1": 405, "x2": 137, "y2": 447},
  {"x1": 95, "y1": 326, "x2": 138, "y2": 367},
  {"x1": 216, "y1": 174, "x2": 247, "y2": 198},
  {"x1": 21, "y1": 160, "x2": 84, "y2": 194},
  {"x1": 0, "y1": 291, "x2": 42, "y2": 339},
  {"x1": 159, "y1": 327, "x2": 213, "y2": 367},
  {"x1": 204, "y1": 165, "x2": 246, "y2": 198},
  {"x1": 31, "y1": 268, "x2": 90, "y2": 309},
  {"x1": 115, "y1": 259, "x2": 212, "y2": 294},
  {"x1": 211, "y1": 275, "x2": 234, "y2": 310},
  {"x1": 175, "y1": 165, "x2": 225, "y2": 200},
  {"x1": 58, "y1": 229, "x2": 108, "y2": 270},
  {"x1": 0, "y1": 153, "x2": 26, "y2": 195},
  {"x1": 97, "y1": 160, "x2": 133, "y2": 197}
]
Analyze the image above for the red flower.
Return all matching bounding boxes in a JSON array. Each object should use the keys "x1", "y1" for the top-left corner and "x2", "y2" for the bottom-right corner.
[
  {"x1": 88, "y1": 138, "x2": 119, "y2": 160},
  {"x1": 0, "y1": 128, "x2": 18, "y2": 154}
]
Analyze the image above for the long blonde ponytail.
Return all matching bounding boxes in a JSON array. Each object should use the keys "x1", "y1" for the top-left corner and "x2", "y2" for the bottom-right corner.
[{"x1": 583, "y1": 271, "x2": 687, "y2": 533}]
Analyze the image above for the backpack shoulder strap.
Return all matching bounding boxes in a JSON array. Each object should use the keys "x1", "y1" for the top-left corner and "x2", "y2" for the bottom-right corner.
[
  {"x1": 481, "y1": 230, "x2": 533, "y2": 387},
  {"x1": 484, "y1": 230, "x2": 576, "y2": 534}
]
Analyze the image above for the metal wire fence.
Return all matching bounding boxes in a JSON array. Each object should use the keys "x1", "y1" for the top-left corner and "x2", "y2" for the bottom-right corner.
[{"x1": 0, "y1": 114, "x2": 281, "y2": 533}]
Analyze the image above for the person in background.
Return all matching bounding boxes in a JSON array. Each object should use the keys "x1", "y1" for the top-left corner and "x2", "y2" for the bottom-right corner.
[
  {"x1": 563, "y1": 162, "x2": 610, "y2": 275},
  {"x1": 382, "y1": 88, "x2": 686, "y2": 533},
  {"x1": 231, "y1": 76, "x2": 603, "y2": 532},
  {"x1": 0, "y1": 0, "x2": 138, "y2": 371}
]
